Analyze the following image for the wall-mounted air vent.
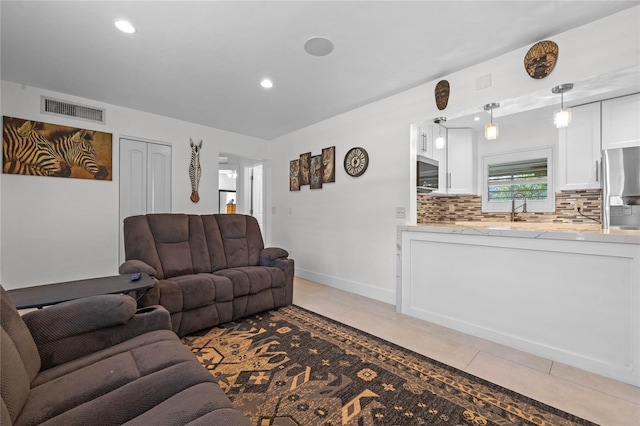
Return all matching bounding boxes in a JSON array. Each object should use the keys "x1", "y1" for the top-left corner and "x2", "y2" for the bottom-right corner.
[{"x1": 41, "y1": 96, "x2": 106, "y2": 124}]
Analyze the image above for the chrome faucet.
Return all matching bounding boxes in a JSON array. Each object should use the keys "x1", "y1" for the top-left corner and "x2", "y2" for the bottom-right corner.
[{"x1": 511, "y1": 192, "x2": 527, "y2": 222}]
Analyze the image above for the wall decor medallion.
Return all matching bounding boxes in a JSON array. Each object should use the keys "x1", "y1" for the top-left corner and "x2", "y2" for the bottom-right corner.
[
  {"x1": 524, "y1": 40, "x2": 558, "y2": 79},
  {"x1": 435, "y1": 80, "x2": 450, "y2": 110},
  {"x1": 344, "y1": 147, "x2": 369, "y2": 177},
  {"x1": 2, "y1": 116, "x2": 112, "y2": 180},
  {"x1": 189, "y1": 139, "x2": 202, "y2": 203}
]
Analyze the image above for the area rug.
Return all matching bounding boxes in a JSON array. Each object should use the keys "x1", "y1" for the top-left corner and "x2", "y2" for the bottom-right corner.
[{"x1": 182, "y1": 305, "x2": 597, "y2": 426}]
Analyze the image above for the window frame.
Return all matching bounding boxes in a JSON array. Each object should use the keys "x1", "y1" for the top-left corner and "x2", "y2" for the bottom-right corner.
[{"x1": 481, "y1": 147, "x2": 555, "y2": 213}]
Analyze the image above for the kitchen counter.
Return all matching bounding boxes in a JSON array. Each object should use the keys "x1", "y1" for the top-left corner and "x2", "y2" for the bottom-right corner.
[
  {"x1": 397, "y1": 222, "x2": 640, "y2": 386},
  {"x1": 404, "y1": 221, "x2": 640, "y2": 244}
]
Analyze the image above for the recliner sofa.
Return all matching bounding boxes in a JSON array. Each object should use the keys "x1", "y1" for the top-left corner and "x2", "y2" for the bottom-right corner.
[
  {"x1": 120, "y1": 213, "x2": 294, "y2": 336},
  {"x1": 0, "y1": 285, "x2": 251, "y2": 425}
]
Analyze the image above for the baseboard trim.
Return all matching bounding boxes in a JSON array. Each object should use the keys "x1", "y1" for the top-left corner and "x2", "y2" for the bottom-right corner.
[{"x1": 295, "y1": 269, "x2": 396, "y2": 305}]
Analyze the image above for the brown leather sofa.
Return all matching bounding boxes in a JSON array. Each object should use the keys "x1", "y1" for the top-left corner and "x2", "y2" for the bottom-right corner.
[
  {"x1": 0, "y1": 285, "x2": 251, "y2": 426},
  {"x1": 120, "y1": 213, "x2": 294, "y2": 336}
]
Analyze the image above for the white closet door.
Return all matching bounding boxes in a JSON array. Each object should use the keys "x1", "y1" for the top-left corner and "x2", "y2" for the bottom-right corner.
[
  {"x1": 119, "y1": 138, "x2": 172, "y2": 262},
  {"x1": 147, "y1": 143, "x2": 172, "y2": 213}
]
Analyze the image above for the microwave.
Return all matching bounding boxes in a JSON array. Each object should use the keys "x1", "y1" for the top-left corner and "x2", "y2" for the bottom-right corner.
[{"x1": 417, "y1": 155, "x2": 439, "y2": 194}]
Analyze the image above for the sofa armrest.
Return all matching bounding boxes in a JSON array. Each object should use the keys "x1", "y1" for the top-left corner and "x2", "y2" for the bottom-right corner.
[
  {"x1": 22, "y1": 294, "x2": 171, "y2": 370},
  {"x1": 119, "y1": 259, "x2": 157, "y2": 276},
  {"x1": 259, "y1": 247, "x2": 289, "y2": 266}
]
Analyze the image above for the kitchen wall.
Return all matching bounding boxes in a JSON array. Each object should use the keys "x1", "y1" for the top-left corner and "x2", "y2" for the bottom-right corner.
[
  {"x1": 1, "y1": 81, "x2": 268, "y2": 289},
  {"x1": 417, "y1": 190, "x2": 602, "y2": 223},
  {"x1": 268, "y1": 7, "x2": 639, "y2": 304}
]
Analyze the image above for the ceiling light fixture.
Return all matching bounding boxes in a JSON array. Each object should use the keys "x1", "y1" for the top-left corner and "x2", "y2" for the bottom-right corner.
[
  {"x1": 552, "y1": 83, "x2": 574, "y2": 128},
  {"x1": 433, "y1": 117, "x2": 446, "y2": 150},
  {"x1": 304, "y1": 36, "x2": 334, "y2": 57},
  {"x1": 483, "y1": 103, "x2": 500, "y2": 140},
  {"x1": 260, "y1": 78, "x2": 273, "y2": 89},
  {"x1": 114, "y1": 19, "x2": 136, "y2": 34}
]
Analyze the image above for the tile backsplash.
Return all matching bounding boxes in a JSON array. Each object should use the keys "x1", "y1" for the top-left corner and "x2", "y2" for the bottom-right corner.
[{"x1": 417, "y1": 189, "x2": 602, "y2": 224}]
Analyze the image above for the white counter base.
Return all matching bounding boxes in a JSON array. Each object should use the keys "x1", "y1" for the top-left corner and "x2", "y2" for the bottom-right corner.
[{"x1": 398, "y1": 225, "x2": 640, "y2": 386}]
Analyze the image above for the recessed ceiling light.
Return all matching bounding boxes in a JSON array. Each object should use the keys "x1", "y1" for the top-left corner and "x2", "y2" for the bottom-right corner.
[
  {"x1": 260, "y1": 78, "x2": 273, "y2": 89},
  {"x1": 114, "y1": 19, "x2": 136, "y2": 34},
  {"x1": 304, "y1": 37, "x2": 334, "y2": 57},
  {"x1": 474, "y1": 116, "x2": 480, "y2": 121}
]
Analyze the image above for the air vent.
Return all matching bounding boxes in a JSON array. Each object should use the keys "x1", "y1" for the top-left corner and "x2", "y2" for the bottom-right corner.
[{"x1": 41, "y1": 96, "x2": 105, "y2": 124}]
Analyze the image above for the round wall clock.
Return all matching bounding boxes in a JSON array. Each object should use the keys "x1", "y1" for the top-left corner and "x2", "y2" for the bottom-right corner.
[{"x1": 344, "y1": 147, "x2": 369, "y2": 177}]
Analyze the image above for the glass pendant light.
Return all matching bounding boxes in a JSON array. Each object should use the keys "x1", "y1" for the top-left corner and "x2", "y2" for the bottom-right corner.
[
  {"x1": 434, "y1": 117, "x2": 446, "y2": 149},
  {"x1": 484, "y1": 103, "x2": 500, "y2": 140},
  {"x1": 552, "y1": 83, "x2": 573, "y2": 128}
]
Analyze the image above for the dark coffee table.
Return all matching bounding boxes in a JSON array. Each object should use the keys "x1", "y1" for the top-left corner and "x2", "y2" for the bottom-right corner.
[{"x1": 6, "y1": 274, "x2": 155, "y2": 309}]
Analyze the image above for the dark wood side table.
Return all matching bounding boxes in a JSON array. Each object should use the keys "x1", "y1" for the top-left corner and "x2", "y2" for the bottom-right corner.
[{"x1": 6, "y1": 274, "x2": 155, "y2": 310}]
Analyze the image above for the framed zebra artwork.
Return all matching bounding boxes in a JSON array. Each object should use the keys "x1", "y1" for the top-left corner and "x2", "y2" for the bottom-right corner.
[{"x1": 2, "y1": 116, "x2": 112, "y2": 180}]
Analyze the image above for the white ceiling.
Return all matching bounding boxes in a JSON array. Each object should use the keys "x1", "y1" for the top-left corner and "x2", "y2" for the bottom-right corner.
[{"x1": 1, "y1": 1, "x2": 637, "y2": 140}]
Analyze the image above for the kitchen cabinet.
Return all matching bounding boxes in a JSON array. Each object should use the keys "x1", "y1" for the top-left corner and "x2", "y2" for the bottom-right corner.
[
  {"x1": 415, "y1": 123, "x2": 438, "y2": 158},
  {"x1": 558, "y1": 102, "x2": 602, "y2": 190},
  {"x1": 413, "y1": 123, "x2": 477, "y2": 195},
  {"x1": 602, "y1": 93, "x2": 640, "y2": 150},
  {"x1": 445, "y1": 128, "x2": 477, "y2": 194},
  {"x1": 398, "y1": 224, "x2": 640, "y2": 386}
]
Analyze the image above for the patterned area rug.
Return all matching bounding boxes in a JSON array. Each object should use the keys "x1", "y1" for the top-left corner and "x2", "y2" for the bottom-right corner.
[{"x1": 182, "y1": 305, "x2": 597, "y2": 426}]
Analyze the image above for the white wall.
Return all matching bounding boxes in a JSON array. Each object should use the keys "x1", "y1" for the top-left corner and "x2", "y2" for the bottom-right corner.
[
  {"x1": 268, "y1": 7, "x2": 640, "y2": 304},
  {"x1": 1, "y1": 81, "x2": 268, "y2": 289}
]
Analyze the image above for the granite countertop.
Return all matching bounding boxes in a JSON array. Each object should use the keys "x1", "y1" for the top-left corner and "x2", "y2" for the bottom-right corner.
[{"x1": 399, "y1": 222, "x2": 640, "y2": 245}]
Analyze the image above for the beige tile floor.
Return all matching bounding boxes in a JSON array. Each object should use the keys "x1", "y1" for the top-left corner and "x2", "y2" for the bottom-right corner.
[{"x1": 292, "y1": 277, "x2": 640, "y2": 426}]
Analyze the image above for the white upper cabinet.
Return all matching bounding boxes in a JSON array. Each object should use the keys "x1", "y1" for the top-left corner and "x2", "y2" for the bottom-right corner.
[
  {"x1": 602, "y1": 93, "x2": 640, "y2": 150},
  {"x1": 414, "y1": 125, "x2": 476, "y2": 195},
  {"x1": 446, "y1": 128, "x2": 477, "y2": 194},
  {"x1": 415, "y1": 123, "x2": 434, "y2": 158},
  {"x1": 558, "y1": 102, "x2": 602, "y2": 190}
]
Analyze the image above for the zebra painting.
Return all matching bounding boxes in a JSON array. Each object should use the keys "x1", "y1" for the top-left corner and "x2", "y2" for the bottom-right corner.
[
  {"x1": 2, "y1": 115, "x2": 112, "y2": 180},
  {"x1": 2, "y1": 117, "x2": 71, "y2": 177},
  {"x1": 48, "y1": 129, "x2": 109, "y2": 180},
  {"x1": 189, "y1": 139, "x2": 202, "y2": 203}
]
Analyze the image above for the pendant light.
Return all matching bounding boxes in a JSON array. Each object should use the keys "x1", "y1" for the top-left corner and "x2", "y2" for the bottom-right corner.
[
  {"x1": 552, "y1": 83, "x2": 573, "y2": 128},
  {"x1": 484, "y1": 103, "x2": 500, "y2": 140},
  {"x1": 433, "y1": 117, "x2": 446, "y2": 150}
]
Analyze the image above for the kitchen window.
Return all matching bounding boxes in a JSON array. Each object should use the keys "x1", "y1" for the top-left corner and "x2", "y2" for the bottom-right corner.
[{"x1": 482, "y1": 147, "x2": 554, "y2": 212}]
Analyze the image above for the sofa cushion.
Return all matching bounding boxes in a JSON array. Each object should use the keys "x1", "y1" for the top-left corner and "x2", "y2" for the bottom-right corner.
[
  {"x1": 18, "y1": 362, "x2": 219, "y2": 426},
  {"x1": 151, "y1": 275, "x2": 233, "y2": 315},
  {"x1": 31, "y1": 330, "x2": 179, "y2": 387},
  {"x1": 146, "y1": 214, "x2": 218, "y2": 279},
  {"x1": 214, "y1": 266, "x2": 285, "y2": 297},
  {"x1": 214, "y1": 214, "x2": 264, "y2": 269},
  {"x1": 15, "y1": 336, "x2": 219, "y2": 425},
  {"x1": 121, "y1": 382, "x2": 250, "y2": 426},
  {"x1": 122, "y1": 215, "x2": 166, "y2": 278},
  {"x1": 1, "y1": 329, "x2": 31, "y2": 424},
  {"x1": 0, "y1": 287, "x2": 40, "y2": 381}
]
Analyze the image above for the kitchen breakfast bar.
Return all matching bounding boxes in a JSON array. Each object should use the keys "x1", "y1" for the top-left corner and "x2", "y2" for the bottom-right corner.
[{"x1": 397, "y1": 223, "x2": 640, "y2": 386}]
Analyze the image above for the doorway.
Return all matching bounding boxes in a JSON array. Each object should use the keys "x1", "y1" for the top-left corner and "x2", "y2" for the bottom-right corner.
[{"x1": 218, "y1": 153, "x2": 264, "y2": 232}]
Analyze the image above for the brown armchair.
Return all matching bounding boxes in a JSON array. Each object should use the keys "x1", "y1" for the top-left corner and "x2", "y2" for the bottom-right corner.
[{"x1": 0, "y1": 285, "x2": 250, "y2": 425}]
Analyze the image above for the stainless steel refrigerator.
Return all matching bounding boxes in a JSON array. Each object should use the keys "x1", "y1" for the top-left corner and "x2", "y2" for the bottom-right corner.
[{"x1": 602, "y1": 146, "x2": 640, "y2": 229}]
